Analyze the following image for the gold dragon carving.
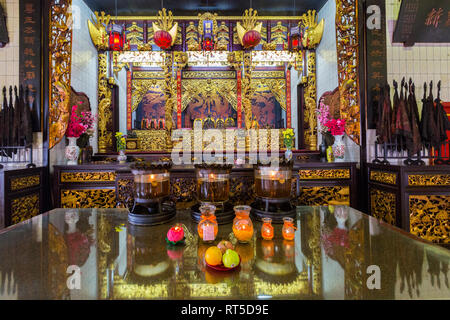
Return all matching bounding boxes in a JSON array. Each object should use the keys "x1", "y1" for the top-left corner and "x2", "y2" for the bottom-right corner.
[
  {"x1": 242, "y1": 51, "x2": 255, "y2": 129},
  {"x1": 88, "y1": 12, "x2": 113, "y2": 153},
  {"x1": 407, "y1": 174, "x2": 450, "y2": 187},
  {"x1": 49, "y1": 0, "x2": 73, "y2": 149},
  {"x1": 11, "y1": 194, "x2": 40, "y2": 225},
  {"x1": 299, "y1": 10, "x2": 324, "y2": 151},
  {"x1": 336, "y1": 0, "x2": 360, "y2": 145},
  {"x1": 369, "y1": 170, "x2": 397, "y2": 185}
]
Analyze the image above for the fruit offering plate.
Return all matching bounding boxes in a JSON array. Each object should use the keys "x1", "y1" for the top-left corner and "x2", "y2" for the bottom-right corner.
[{"x1": 205, "y1": 255, "x2": 241, "y2": 272}]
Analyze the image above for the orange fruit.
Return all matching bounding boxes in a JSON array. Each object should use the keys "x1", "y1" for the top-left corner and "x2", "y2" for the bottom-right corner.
[{"x1": 205, "y1": 246, "x2": 223, "y2": 266}]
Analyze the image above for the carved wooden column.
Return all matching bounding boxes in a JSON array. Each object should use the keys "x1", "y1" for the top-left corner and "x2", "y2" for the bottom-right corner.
[
  {"x1": 48, "y1": 0, "x2": 72, "y2": 149},
  {"x1": 97, "y1": 51, "x2": 114, "y2": 153}
]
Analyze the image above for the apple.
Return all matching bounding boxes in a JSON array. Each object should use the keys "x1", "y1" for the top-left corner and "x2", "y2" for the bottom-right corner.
[{"x1": 217, "y1": 240, "x2": 234, "y2": 254}]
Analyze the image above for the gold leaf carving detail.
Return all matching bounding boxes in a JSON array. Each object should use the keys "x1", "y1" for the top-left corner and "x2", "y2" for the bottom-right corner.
[{"x1": 11, "y1": 175, "x2": 40, "y2": 191}]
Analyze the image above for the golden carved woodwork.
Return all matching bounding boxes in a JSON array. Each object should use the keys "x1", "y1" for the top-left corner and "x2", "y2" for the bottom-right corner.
[
  {"x1": 229, "y1": 177, "x2": 255, "y2": 205},
  {"x1": 132, "y1": 78, "x2": 166, "y2": 112},
  {"x1": 117, "y1": 179, "x2": 134, "y2": 210},
  {"x1": 344, "y1": 219, "x2": 365, "y2": 299},
  {"x1": 198, "y1": 12, "x2": 218, "y2": 47},
  {"x1": 125, "y1": 138, "x2": 139, "y2": 151},
  {"x1": 369, "y1": 170, "x2": 397, "y2": 185},
  {"x1": 61, "y1": 189, "x2": 117, "y2": 208},
  {"x1": 126, "y1": 22, "x2": 143, "y2": 46},
  {"x1": 48, "y1": 223, "x2": 69, "y2": 299},
  {"x1": 182, "y1": 78, "x2": 237, "y2": 111},
  {"x1": 10, "y1": 193, "x2": 40, "y2": 225},
  {"x1": 49, "y1": 0, "x2": 73, "y2": 149},
  {"x1": 336, "y1": 0, "x2": 360, "y2": 145},
  {"x1": 308, "y1": 208, "x2": 322, "y2": 295},
  {"x1": 409, "y1": 195, "x2": 449, "y2": 244},
  {"x1": 297, "y1": 186, "x2": 350, "y2": 206},
  {"x1": 407, "y1": 174, "x2": 450, "y2": 187},
  {"x1": 133, "y1": 71, "x2": 165, "y2": 79},
  {"x1": 251, "y1": 78, "x2": 286, "y2": 110},
  {"x1": 183, "y1": 70, "x2": 236, "y2": 79},
  {"x1": 270, "y1": 22, "x2": 287, "y2": 45},
  {"x1": 170, "y1": 177, "x2": 197, "y2": 209},
  {"x1": 217, "y1": 21, "x2": 230, "y2": 50},
  {"x1": 10, "y1": 175, "x2": 40, "y2": 191},
  {"x1": 87, "y1": 11, "x2": 110, "y2": 50},
  {"x1": 254, "y1": 274, "x2": 309, "y2": 296},
  {"x1": 97, "y1": 52, "x2": 113, "y2": 153},
  {"x1": 134, "y1": 130, "x2": 168, "y2": 151},
  {"x1": 304, "y1": 50, "x2": 318, "y2": 150},
  {"x1": 153, "y1": 8, "x2": 178, "y2": 47},
  {"x1": 163, "y1": 53, "x2": 175, "y2": 147},
  {"x1": 97, "y1": 212, "x2": 113, "y2": 299},
  {"x1": 236, "y1": 8, "x2": 262, "y2": 46},
  {"x1": 300, "y1": 10, "x2": 324, "y2": 49},
  {"x1": 370, "y1": 188, "x2": 396, "y2": 225},
  {"x1": 186, "y1": 21, "x2": 200, "y2": 50},
  {"x1": 242, "y1": 51, "x2": 254, "y2": 129},
  {"x1": 60, "y1": 171, "x2": 116, "y2": 183},
  {"x1": 298, "y1": 169, "x2": 350, "y2": 180}
]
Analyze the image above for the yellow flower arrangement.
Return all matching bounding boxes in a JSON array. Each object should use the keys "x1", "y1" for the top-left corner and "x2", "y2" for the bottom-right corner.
[
  {"x1": 115, "y1": 132, "x2": 126, "y2": 151},
  {"x1": 282, "y1": 128, "x2": 295, "y2": 149}
]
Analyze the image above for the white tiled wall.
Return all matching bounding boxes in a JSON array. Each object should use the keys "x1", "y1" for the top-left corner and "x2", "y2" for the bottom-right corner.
[
  {"x1": 386, "y1": 0, "x2": 450, "y2": 103},
  {"x1": 0, "y1": 0, "x2": 19, "y2": 89},
  {"x1": 50, "y1": 0, "x2": 99, "y2": 167},
  {"x1": 116, "y1": 67, "x2": 127, "y2": 135},
  {"x1": 367, "y1": 0, "x2": 449, "y2": 163}
]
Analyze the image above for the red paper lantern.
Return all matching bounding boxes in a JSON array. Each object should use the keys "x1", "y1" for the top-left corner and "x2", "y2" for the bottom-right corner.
[
  {"x1": 242, "y1": 30, "x2": 261, "y2": 49},
  {"x1": 154, "y1": 30, "x2": 173, "y2": 50}
]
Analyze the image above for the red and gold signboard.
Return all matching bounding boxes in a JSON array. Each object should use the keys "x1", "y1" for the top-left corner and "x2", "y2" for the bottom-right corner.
[
  {"x1": 177, "y1": 69, "x2": 182, "y2": 129},
  {"x1": 286, "y1": 68, "x2": 291, "y2": 128},
  {"x1": 127, "y1": 70, "x2": 132, "y2": 130},
  {"x1": 237, "y1": 69, "x2": 242, "y2": 128}
]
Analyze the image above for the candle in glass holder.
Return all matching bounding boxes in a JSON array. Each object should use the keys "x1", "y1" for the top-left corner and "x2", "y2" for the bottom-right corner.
[
  {"x1": 232, "y1": 205, "x2": 254, "y2": 243},
  {"x1": 197, "y1": 204, "x2": 218, "y2": 243},
  {"x1": 261, "y1": 217, "x2": 274, "y2": 240},
  {"x1": 196, "y1": 168, "x2": 231, "y2": 203},
  {"x1": 254, "y1": 166, "x2": 292, "y2": 199}
]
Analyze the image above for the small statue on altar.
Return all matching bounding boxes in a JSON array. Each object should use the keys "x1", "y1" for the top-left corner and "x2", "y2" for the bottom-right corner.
[
  {"x1": 158, "y1": 117, "x2": 165, "y2": 129},
  {"x1": 216, "y1": 118, "x2": 225, "y2": 129},
  {"x1": 251, "y1": 116, "x2": 259, "y2": 129},
  {"x1": 141, "y1": 113, "x2": 151, "y2": 130},
  {"x1": 203, "y1": 114, "x2": 215, "y2": 129},
  {"x1": 150, "y1": 116, "x2": 157, "y2": 129},
  {"x1": 225, "y1": 117, "x2": 235, "y2": 128}
]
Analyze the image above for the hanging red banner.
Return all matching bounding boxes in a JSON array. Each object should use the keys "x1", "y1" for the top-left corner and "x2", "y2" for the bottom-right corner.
[
  {"x1": 177, "y1": 69, "x2": 182, "y2": 129},
  {"x1": 127, "y1": 70, "x2": 132, "y2": 130},
  {"x1": 237, "y1": 69, "x2": 242, "y2": 128},
  {"x1": 286, "y1": 68, "x2": 291, "y2": 128}
]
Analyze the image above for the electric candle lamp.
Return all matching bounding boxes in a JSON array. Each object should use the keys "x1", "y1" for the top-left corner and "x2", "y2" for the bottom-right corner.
[
  {"x1": 232, "y1": 205, "x2": 254, "y2": 243},
  {"x1": 282, "y1": 217, "x2": 296, "y2": 241}
]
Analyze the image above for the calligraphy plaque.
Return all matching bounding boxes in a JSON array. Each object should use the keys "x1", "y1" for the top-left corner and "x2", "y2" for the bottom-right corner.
[{"x1": 19, "y1": 0, "x2": 41, "y2": 131}]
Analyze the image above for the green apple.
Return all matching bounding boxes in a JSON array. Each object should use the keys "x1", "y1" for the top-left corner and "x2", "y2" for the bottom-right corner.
[{"x1": 222, "y1": 249, "x2": 240, "y2": 268}]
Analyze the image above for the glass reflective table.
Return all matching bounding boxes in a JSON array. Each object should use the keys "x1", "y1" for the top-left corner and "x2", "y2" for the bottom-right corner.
[{"x1": 0, "y1": 206, "x2": 448, "y2": 300}]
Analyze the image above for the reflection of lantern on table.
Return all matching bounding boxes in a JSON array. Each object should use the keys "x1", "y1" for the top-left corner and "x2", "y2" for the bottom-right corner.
[
  {"x1": 126, "y1": 224, "x2": 172, "y2": 283},
  {"x1": 251, "y1": 159, "x2": 296, "y2": 223},
  {"x1": 191, "y1": 163, "x2": 234, "y2": 224},
  {"x1": 128, "y1": 159, "x2": 176, "y2": 226}
]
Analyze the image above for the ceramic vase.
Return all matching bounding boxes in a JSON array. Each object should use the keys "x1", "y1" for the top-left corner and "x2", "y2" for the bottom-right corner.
[
  {"x1": 118, "y1": 150, "x2": 127, "y2": 163},
  {"x1": 65, "y1": 137, "x2": 80, "y2": 165},
  {"x1": 332, "y1": 134, "x2": 345, "y2": 162}
]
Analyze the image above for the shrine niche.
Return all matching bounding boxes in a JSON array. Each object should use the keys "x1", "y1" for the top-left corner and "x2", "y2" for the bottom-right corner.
[{"x1": 86, "y1": 7, "x2": 328, "y2": 153}]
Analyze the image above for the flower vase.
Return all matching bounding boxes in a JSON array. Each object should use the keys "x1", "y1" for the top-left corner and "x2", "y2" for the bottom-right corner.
[
  {"x1": 284, "y1": 148, "x2": 293, "y2": 161},
  {"x1": 332, "y1": 134, "x2": 345, "y2": 162},
  {"x1": 65, "y1": 137, "x2": 80, "y2": 165},
  {"x1": 118, "y1": 150, "x2": 127, "y2": 163}
]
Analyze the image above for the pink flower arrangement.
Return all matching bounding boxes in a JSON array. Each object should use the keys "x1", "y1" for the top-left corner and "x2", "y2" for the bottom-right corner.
[
  {"x1": 66, "y1": 105, "x2": 97, "y2": 138},
  {"x1": 316, "y1": 101, "x2": 330, "y2": 134},
  {"x1": 325, "y1": 118, "x2": 346, "y2": 136}
]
